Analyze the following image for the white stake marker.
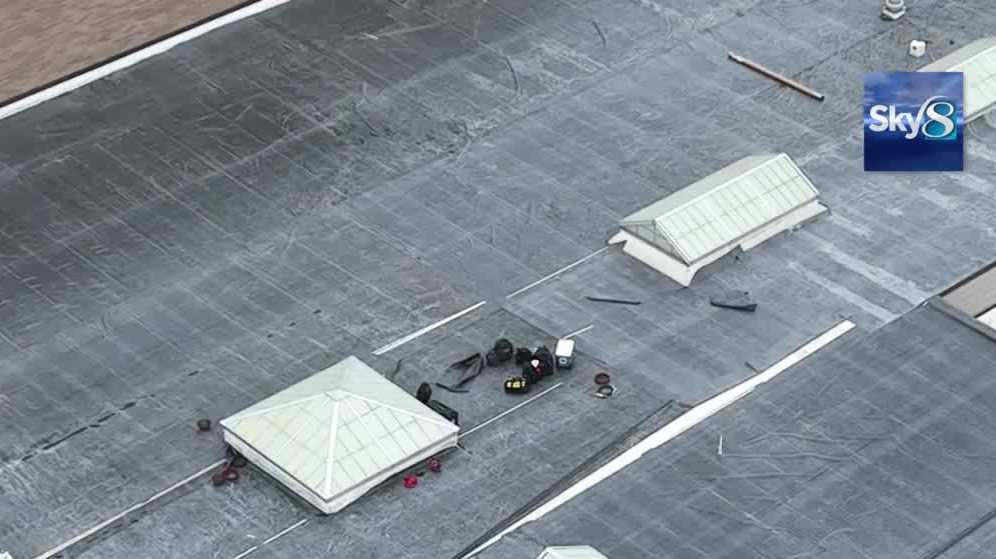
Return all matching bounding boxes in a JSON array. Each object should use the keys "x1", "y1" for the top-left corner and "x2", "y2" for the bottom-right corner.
[
  {"x1": 506, "y1": 247, "x2": 611, "y2": 299},
  {"x1": 372, "y1": 301, "x2": 486, "y2": 356}
]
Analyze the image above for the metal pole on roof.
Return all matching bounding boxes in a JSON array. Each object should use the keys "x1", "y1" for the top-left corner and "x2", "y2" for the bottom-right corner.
[{"x1": 728, "y1": 52, "x2": 826, "y2": 101}]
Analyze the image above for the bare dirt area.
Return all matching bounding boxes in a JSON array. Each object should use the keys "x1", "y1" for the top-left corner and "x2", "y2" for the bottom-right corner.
[{"x1": 0, "y1": 0, "x2": 247, "y2": 102}]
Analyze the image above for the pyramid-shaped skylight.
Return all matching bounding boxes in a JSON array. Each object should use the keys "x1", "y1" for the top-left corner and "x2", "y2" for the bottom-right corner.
[{"x1": 221, "y1": 356, "x2": 459, "y2": 513}]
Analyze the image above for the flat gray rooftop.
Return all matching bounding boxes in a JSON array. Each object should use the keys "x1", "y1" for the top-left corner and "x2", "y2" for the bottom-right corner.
[
  {"x1": 1, "y1": 0, "x2": 996, "y2": 557},
  {"x1": 483, "y1": 302, "x2": 996, "y2": 559}
]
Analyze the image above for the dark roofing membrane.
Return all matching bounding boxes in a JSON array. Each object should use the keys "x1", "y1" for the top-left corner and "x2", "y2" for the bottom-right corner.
[
  {"x1": 484, "y1": 301, "x2": 996, "y2": 559},
  {"x1": 1, "y1": 0, "x2": 996, "y2": 557}
]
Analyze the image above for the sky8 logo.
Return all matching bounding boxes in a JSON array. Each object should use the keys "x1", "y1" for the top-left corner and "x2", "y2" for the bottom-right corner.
[{"x1": 864, "y1": 72, "x2": 964, "y2": 172}]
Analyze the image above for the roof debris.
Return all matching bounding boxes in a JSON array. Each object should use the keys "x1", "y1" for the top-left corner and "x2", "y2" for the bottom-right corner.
[
  {"x1": 591, "y1": 20, "x2": 607, "y2": 47},
  {"x1": 585, "y1": 296, "x2": 641, "y2": 306},
  {"x1": 710, "y1": 291, "x2": 757, "y2": 312},
  {"x1": 728, "y1": 52, "x2": 826, "y2": 101}
]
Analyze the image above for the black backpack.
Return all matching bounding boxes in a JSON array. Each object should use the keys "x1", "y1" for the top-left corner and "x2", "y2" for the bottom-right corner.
[
  {"x1": 493, "y1": 338, "x2": 514, "y2": 362},
  {"x1": 533, "y1": 345, "x2": 555, "y2": 376},
  {"x1": 416, "y1": 382, "x2": 432, "y2": 403}
]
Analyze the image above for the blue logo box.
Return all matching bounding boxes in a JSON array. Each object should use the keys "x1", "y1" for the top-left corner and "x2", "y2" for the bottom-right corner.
[{"x1": 864, "y1": 72, "x2": 964, "y2": 172}]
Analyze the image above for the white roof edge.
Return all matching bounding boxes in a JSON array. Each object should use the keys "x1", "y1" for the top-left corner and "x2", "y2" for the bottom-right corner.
[{"x1": 0, "y1": 0, "x2": 294, "y2": 123}]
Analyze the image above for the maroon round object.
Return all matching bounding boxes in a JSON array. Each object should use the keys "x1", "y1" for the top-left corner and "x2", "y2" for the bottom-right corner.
[
  {"x1": 427, "y1": 458, "x2": 441, "y2": 472},
  {"x1": 403, "y1": 474, "x2": 419, "y2": 489},
  {"x1": 594, "y1": 373, "x2": 611, "y2": 385},
  {"x1": 222, "y1": 468, "x2": 239, "y2": 481}
]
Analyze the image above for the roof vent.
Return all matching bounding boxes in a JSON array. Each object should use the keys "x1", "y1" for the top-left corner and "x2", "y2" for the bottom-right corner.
[{"x1": 881, "y1": 0, "x2": 907, "y2": 21}]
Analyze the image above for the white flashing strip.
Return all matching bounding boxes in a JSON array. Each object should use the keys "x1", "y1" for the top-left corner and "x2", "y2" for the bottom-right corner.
[
  {"x1": 372, "y1": 301, "x2": 486, "y2": 356},
  {"x1": 232, "y1": 545, "x2": 259, "y2": 559},
  {"x1": 563, "y1": 324, "x2": 594, "y2": 339},
  {"x1": 232, "y1": 519, "x2": 309, "y2": 559},
  {"x1": 464, "y1": 320, "x2": 856, "y2": 558},
  {"x1": 0, "y1": 0, "x2": 292, "y2": 122},
  {"x1": 506, "y1": 247, "x2": 612, "y2": 299},
  {"x1": 460, "y1": 383, "x2": 563, "y2": 439},
  {"x1": 34, "y1": 459, "x2": 227, "y2": 559},
  {"x1": 262, "y1": 519, "x2": 309, "y2": 545}
]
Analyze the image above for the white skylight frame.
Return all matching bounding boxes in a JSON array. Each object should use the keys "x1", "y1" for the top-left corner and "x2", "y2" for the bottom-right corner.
[
  {"x1": 221, "y1": 356, "x2": 459, "y2": 514},
  {"x1": 619, "y1": 153, "x2": 822, "y2": 265},
  {"x1": 921, "y1": 37, "x2": 996, "y2": 122},
  {"x1": 538, "y1": 546, "x2": 610, "y2": 559},
  {"x1": 611, "y1": 153, "x2": 826, "y2": 286}
]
